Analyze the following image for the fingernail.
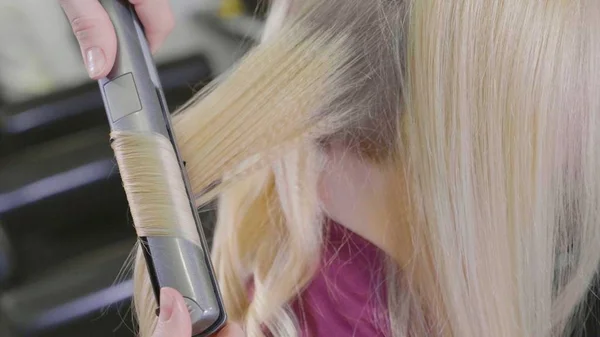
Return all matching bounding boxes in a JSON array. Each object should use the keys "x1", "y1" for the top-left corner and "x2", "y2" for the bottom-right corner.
[
  {"x1": 158, "y1": 288, "x2": 175, "y2": 323},
  {"x1": 85, "y1": 47, "x2": 105, "y2": 78}
]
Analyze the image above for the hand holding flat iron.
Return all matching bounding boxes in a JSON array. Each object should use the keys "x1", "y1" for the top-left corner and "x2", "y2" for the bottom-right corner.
[
  {"x1": 59, "y1": 0, "x2": 175, "y2": 79},
  {"x1": 153, "y1": 288, "x2": 244, "y2": 337}
]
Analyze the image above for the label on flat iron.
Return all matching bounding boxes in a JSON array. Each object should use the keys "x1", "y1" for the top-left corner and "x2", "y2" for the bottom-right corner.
[{"x1": 103, "y1": 72, "x2": 143, "y2": 122}]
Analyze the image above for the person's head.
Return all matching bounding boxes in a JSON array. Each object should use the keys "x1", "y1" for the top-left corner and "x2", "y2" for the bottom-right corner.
[{"x1": 133, "y1": 0, "x2": 600, "y2": 336}]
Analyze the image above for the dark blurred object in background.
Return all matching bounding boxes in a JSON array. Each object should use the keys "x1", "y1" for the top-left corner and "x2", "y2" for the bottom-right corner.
[{"x1": 242, "y1": 0, "x2": 269, "y2": 18}]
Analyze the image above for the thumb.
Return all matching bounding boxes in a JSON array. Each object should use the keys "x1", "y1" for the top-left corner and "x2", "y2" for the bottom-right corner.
[
  {"x1": 60, "y1": 0, "x2": 117, "y2": 79},
  {"x1": 152, "y1": 288, "x2": 192, "y2": 337}
]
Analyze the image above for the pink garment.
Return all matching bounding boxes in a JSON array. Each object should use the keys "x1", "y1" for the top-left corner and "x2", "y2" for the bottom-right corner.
[
  {"x1": 289, "y1": 220, "x2": 390, "y2": 336},
  {"x1": 247, "y1": 221, "x2": 390, "y2": 336}
]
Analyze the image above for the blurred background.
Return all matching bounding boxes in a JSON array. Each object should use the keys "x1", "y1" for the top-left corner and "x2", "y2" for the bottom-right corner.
[{"x1": 0, "y1": 0, "x2": 266, "y2": 336}]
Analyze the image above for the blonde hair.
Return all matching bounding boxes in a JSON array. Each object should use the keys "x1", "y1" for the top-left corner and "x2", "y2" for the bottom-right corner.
[{"x1": 129, "y1": 0, "x2": 600, "y2": 336}]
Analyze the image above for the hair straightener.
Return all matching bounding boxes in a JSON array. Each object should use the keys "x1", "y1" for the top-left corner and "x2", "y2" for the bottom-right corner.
[{"x1": 96, "y1": 1, "x2": 226, "y2": 335}]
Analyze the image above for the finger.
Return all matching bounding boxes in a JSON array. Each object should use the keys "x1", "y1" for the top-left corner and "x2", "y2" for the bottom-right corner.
[
  {"x1": 129, "y1": 0, "x2": 175, "y2": 53},
  {"x1": 152, "y1": 288, "x2": 192, "y2": 337},
  {"x1": 59, "y1": 0, "x2": 117, "y2": 79},
  {"x1": 215, "y1": 324, "x2": 245, "y2": 337}
]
